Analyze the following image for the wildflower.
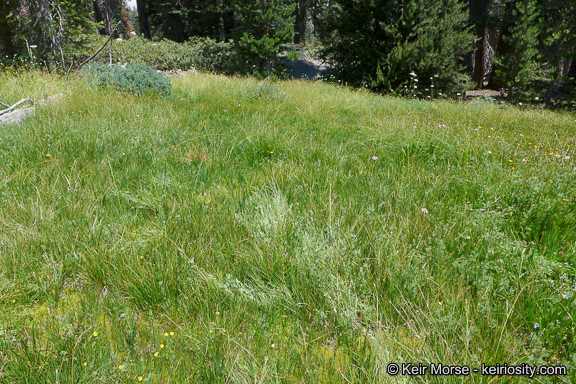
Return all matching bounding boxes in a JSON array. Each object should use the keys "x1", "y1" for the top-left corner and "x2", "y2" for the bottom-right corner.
[
  {"x1": 83, "y1": 362, "x2": 87, "y2": 367},
  {"x1": 519, "y1": 102, "x2": 523, "y2": 106},
  {"x1": 119, "y1": 365, "x2": 124, "y2": 370},
  {"x1": 409, "y1": 72, "x2": 417, "y2": 77},
  {"x1": 138, "y1": 376, "x2": 143, "y2": 382},
  {"x1": 164, "y1": 332, "x2": 169, "y2": 337},
  {"x1": 510, "y1": 212, "x2": 513, "y2": 215},
  {"x1": 371, "y1": 156, "x2": 378, "y2": 161},
  {"x1": 420, "y1": 208, "x2": 429, "y2": 214},
  {"x1": 508, "y1": 159, "x2": 513, "y2": 163},
  {"x1": 93, "y1": 331, "x2": 99, "y2": 337},
  {"x1": 563, "y1": 294, "x2": 568, "y2": 299},
  {"x1": 216, "y1": 311, "x2": 220, "y2": 316},
  {"x1": 160, "y1": 344, "x2": 165, "y2": 349},
  {"x1": 170, "y1": 332, "x2": 174, "y2": 336},
  {"x1": 271, "y1": 344, "x2": 275, "y2": 348},
  {"x1": 46, "y1": 154, "x2": 51, "y2": 157},
  {"x1": 534, "y1": 323, "x2": 540, "y2": 329},
  {"x1": 154, "y1": 352, "x2": 159, "y2": 357},
  {"x1": 535, "y1": 97, "x2": 539, "y2": 101}
]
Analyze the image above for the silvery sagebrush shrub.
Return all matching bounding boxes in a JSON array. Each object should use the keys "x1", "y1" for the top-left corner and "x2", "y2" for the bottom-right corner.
[{"x1": 81, "y1": 62, "x2": 171, "y2": 96}]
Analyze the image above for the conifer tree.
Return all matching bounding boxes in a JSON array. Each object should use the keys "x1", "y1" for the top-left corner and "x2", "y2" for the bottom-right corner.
[
  {"x1": 491, "y1": 0, "x2": 541, "y2": 93},
  {"x1": 318, "y1": 0, "x2": 473, "y2": 94},
  {"x1": 231, "y1": 0, "x2": 296, "y2": 74}
]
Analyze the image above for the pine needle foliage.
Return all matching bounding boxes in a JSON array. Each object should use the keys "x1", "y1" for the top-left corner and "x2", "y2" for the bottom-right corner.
[
  {"x1": 318, "y1": 0, "x2": 474, "y2": 95},
  {"x1": 231, "y1": 0, "x2": 296, "y2": 75}
]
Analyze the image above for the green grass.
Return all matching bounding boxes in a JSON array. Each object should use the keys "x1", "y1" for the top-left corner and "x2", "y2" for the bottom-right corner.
[{"x1": 0, "y1": 69, "x2": 575, "y2": 383}]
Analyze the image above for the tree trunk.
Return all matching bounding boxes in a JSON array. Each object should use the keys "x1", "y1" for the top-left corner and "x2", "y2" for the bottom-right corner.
[
  {"x1": 93, "y1": 0, "x2": 107, "y2": 35},
  {"x1": 488, "y1": 2, "x2": 515, "y2": 90},
  {"x1": 469, "y1": 0, "x2": 492, "y2": 89},
  {"x1": 136, "y1": 0, "x2": 151, "y2": 39},
  {"x1": 294, "y1": 1, "x2": 306, "y2": 44},
  {"x1": 474, "y1": 26, "x2": 488, "y2": 89}
]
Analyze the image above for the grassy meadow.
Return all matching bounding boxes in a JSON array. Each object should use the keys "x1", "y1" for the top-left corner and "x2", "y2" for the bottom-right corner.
[{"x1": 0, "y1": 69, "x2": 575, "y2": 383}]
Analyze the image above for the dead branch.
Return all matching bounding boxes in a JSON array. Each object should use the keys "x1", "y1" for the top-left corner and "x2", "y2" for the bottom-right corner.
[
  {"x1": 65, "y1": 59, "x2": 75, "y2": 82},
  {"x1": 77, "y1": 21, "x2": 122, "y2": 71},
  {"x1": 0, "y1": 99, "x2": 35, "y2": 117},
  {"x1": 0, "y1": 101, "x2": 10, "y2": 108}
]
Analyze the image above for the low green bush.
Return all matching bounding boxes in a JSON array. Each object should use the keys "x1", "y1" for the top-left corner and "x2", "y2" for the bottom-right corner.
[
  {"x1": 81, "y1": 62, "x2": 172, "y2": 96},
  {"x1": 86, "y1": 36, "x2": 232, "y2": 72}
]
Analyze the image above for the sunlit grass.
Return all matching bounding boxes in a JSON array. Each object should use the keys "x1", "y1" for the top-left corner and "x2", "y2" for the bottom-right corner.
[{"x1": 0, "y1": 69, "x2": 575, "y2": 383}]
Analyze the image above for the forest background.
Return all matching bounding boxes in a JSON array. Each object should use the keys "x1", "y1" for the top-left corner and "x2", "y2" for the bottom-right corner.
[{"x1": 1, "y1": 0, "x2": 575, "y2": 108}]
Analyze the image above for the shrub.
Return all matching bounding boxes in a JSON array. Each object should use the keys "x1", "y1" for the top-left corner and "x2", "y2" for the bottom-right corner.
[
  {"x1": 81, "y1": 62, "x2": 172, "y2": 96},
  {"x1": 85, "y1": 36, "x2": 232, "y2": 72}
]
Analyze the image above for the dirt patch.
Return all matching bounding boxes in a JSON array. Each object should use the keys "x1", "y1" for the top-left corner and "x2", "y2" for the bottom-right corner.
[{"x1": 465, "y1": 89, "x2": 502, "y2": 98}]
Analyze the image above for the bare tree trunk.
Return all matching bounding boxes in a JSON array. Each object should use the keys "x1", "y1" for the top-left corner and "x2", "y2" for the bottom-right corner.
[
  {"x1": 469, "y1": 0, "x2": 492, "y2": 89},
  {"x1": 474, "y1": 26, "x2": 488, "y2": 89}
]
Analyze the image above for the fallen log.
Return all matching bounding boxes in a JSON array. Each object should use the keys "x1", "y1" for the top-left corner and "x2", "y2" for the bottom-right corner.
[{"x1": 0, "y1": 98, "x2": 34, "y2": 116}]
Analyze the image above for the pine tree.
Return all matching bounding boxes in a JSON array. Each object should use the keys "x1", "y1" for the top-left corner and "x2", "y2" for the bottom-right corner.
[
  {"x1": 231, "y1": 0, "x2": 296, "y2": 75},
  {"x1": 491, "y1": 0, "x2": 541, "y2": 93},
  {"x1": 540, "y1": 0, "x2": 576, "y2": 78},
  {"x1": 318, "y1": 0, "x2": 473, "y2": 94}
]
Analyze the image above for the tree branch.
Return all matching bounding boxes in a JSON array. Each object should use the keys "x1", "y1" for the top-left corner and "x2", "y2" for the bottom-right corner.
[
  {"x1": 0, "y1": 99, "x2": 35, "y2": 116},
  {"x1": 77, "y1": 21, "x2": 122, "y2": 70}
]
